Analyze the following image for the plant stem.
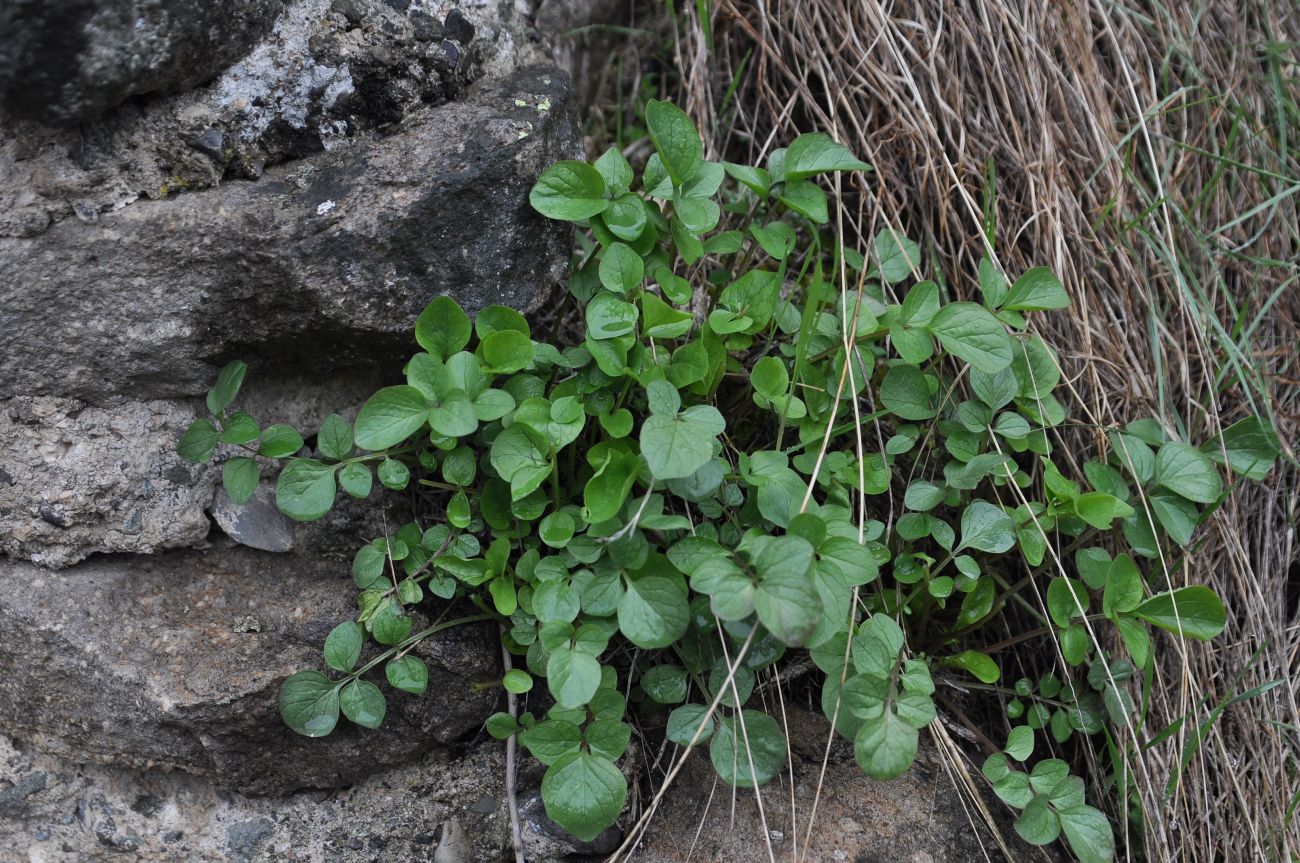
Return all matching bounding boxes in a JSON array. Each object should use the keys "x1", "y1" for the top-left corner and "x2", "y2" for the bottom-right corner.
[{"x1": 500, "y1": 626, "x2": 526, "y2": 863}]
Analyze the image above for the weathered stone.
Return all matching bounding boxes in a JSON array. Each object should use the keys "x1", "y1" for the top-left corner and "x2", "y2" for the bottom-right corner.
[
  {"x1": 0, "y1": 0, "x2": 285, "y2": 125},
  {"x1": 635, "y1": 707, "x2": 1039, "y2": 862},
  {"x1": 0, "y1": 64, "x2": 578, "y2": 404},
  {"x1": 0, "y1": 731, "x2": 552, "y2": 862},
  {"x1": 0, "y1": 0, "x2": 541, "y2": 239},
  {"x1": 0, "y1": 542, "x2": 501, "y2": 794},
  {"x1": 0, "y1": 396, "x2": 216, "y2": 568},
  {"x1": 209, "y1": 484, "x2": 295, "y2": 553}
]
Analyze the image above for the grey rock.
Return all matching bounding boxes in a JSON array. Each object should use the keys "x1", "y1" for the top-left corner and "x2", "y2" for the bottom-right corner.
[
  {"x1": 0, "y1": 64, "x2": 579, "y2": 404},
  {"x1": 0, "y1": 0, "x2": 285, "y2": 125},
  {"x1": 0, "y1": 0, "x2": 540, "y2": 239},
  {"x1": 0, "y1": 731, "x2": 556, "y2": 862},
  {"x1": 0, "y1": 770, "x2": 46, "y2": 816},
  {"x1": 0, "y1": 543, "x2": 501, "y2": 794},
  {"x1": 210, "y1": 484, "x2": 295, "y2": 553},
  {"x1": 0, "y1": 396, "x2": 217, "y2": 568}
]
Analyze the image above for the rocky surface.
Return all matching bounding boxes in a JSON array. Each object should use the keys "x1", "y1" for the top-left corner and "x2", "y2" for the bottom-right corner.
[
  {"x1": 0, "y1": 0, "x2": 541, "y2": 236},
  {"x1": 0, "y1": 542, "x2": 502, "y2": 795},
  {"x1": 634, "y1": 707, "x2": 1042, "y2": 863},
  {"x1": 0, "y1": 0, "x2": 583, "y2": 568},
  {"x1": 0, "y1": 0, "x2": 286, "y2": 126},
  {"x1": 0, "y1": 732, "x2": 532, "y2": 862},
  {"x1": 0, "y1": 64, "x2": 577, "y2": 404}
]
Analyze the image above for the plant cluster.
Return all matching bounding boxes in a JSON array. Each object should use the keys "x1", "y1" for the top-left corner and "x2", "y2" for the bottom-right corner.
[{"x1": 179, "y1": 100, "x2": 1277, "y2": 861}]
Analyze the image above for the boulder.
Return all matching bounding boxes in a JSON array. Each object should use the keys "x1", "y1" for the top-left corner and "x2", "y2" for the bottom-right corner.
[
  {"x1": 0, "y1": 0, "x2": 285, "y2": 125},
  {"x1": 0, "y1": 396, "x2": 216, "y2": 568},
  {"x1": 0, "y1": 64, "x2": 578, "y2": 404},
  {"x1": 0, "y1": 542, "x2": 502, "y2": 795}
]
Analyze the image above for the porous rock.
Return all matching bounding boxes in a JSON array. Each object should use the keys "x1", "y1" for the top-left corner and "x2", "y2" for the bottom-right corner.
[
  {"x1": 0, "y1": 731, "x2": 550, "y2": 862},
  {"x1": 0, "y1": 542, "x2": 502, "y2": 795},
  {"x1": 0, "y1": 64, "x2": 579, "y2": 404},
  {"x1": 0, "y1": 0, "x2": 286, "y2": 125},
  {"x1": 0, "y1": 396, "x2": 216, "y2": 568}
]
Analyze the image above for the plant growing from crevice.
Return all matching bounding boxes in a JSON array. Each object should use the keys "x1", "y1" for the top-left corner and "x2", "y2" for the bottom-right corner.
[{"x1": 179, "y1": 99, "x2": 1277, "y2": 861}]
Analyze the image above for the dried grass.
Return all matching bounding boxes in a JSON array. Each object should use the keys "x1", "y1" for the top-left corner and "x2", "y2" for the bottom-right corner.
[{"x1": 653, "y1": 1, "x2": 1300, "y2": 860}]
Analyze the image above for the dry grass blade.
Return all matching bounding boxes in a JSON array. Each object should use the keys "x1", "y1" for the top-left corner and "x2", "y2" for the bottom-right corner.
[{"x1": 668, "y1": 1, "x2": 1300, "y2": 860}]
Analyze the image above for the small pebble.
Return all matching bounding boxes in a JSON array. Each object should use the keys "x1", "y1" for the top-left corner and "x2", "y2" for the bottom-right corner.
[{"x1": 34, "y1": 830, "x2": 49, "y2": 841}]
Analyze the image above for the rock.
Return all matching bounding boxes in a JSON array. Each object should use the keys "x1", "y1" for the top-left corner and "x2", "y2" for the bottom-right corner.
[
  {"x1": 433, "y1": 820, "x2": 471, "y2": 863},
  {"x1": 0, "y1": 0, "x2": 286, "y2": 125},
  {"x1": 0, "y1": 64, "x2": 579, "y2": 404},
  {"x1": 0, "y1": 0, "x2": 547, "y2": 239},
  {"x1": 635, "y1": 707, "x2": 1038, "y2": 863},
  {"x1": 519, "y1": 790, "x2": 623, "y2": 858},
  {"x1": 0, "y1": 731, "x2": 551, "y2": 862},
  {"x1": 0, "y1": 396, "x2": 217, "y2": 568},
  {"x1": 0, "y1": 543, "x2": 502, "y2": 794},
  {"x1": 209, "y1": 484, "x2": 295, "y2": 553}
]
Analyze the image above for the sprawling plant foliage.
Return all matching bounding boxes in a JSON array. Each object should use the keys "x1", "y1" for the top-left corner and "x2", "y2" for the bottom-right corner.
[{"x1": 179, "y1": 100, "x2": 1277, "y2": 861}]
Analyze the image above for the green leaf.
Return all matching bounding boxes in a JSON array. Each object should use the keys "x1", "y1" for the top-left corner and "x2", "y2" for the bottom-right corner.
[
  {"x1": 925, "y1": 302, "x2": 1013, "y2": 373},
  {"x1": 853, "y1": 710, "x2": 918, "y2": 780},
  {"x1": 1154, "y1": 441, "x2": 1222, "y2": 504},
  {"x1": 222, "y1": 457, "x2": 259, "y2": 505},
  {"x1": 415, "y1": 296, "x2": 472, "y2": 359},
  {"x1": 178, "y1": 419, "x2": 219, "y2": 463},
  {"x1": 598, "y1": 242, "x2": 644, "y2": 295},
  {"x1": 749, "y1": 221, "x2": 796, "y2": 261},
  {"x1": 338, "y1": 462, "x2": 372, "y2": 498},
  {"x1": 258, "y1": 424, "x2": 304, "y2": 458},
  {"x1": 521, "y1": 719, "x2": 582, "y2": 765},
  {"x1": 377, "y1": 458, "x2": 410, "y2": 491},
  {"x1": 874, "y1": 230, "x2": 920, "y2": 284},
  {"x1": 503, "y1": 668, "x2": 534, "y2": 694},
  {"x1": 1047, "y1": 577, "x2": 1088, "y2": 628},
  {"x1": 481, "y1": 330, "x2": 534, "y2": 374},
  {"x1": 641, "y1": 665, "x2": 688, "y2": 704},
  {"x1": 547, "y1": 647, "x2": 602, "y2": 708},
  {"x1": 587, "y1": 291, "x2": 640, "y2": 339},
  {"x1": 324, "y1": 621, "x2": 363, "y2": 672},
  {"x1": 645, "y1": 99, "x2": 703, "y2": 185},
  {"x1": 594, "y1": 146, "x2": 633, "y2": 196},
  {"x1": 642, "y1": 293, "x2": 692, "y2": 339},
  {"x1": 586, "y1": 721, "x2": 632, "y2": 762},
  {"x1": 1134, "y1": 586, "x2": 1226, "y2": 640},
  {"x1": 386, "y1": 655, "x2": 428, "y2": 694},
  {"x1": 1074, "y1": 491, "x2": 1135, "y2": 529},
  {"x1": 541, "y1": 752, "x2": 627, "y2": 842},
  {"x1": 1015, "y1": 795, "x2": 1061, "y2": 845},
  {"x1": 640, "y1": 406, "x2": 724, "y2": 480},
  {"x1": 218, "y1": 411, "x2": 259, "y2": 445},
  {"x1": 530, "y1": 161, "x2": 609, "y2": 221},
  {"x1": 1202, "y1": 416, "x2": 1278, "y2": 481},
  {"x1": 942, "y1": 650, "x2": 1001, "y2": 684},
  {"x1": 777, "y1": 179, "x2": 828, "y2": 223},
  {"x1": 354, "y1": 386, "x2": 430, "y2": 451},
  {"x1": 619, "y1": 576, "x2": 689, "y2": 649},
  {"x1": 604, "y1": 193, "x2": 647, "y2": 241},
  {"x1": 207, "y1": 360, "x2": 247, "y2": 415},
  {"x1": 1003, "y1": 267, "x2": 1070, "y2": 311},
  {"x1": 724, "y1": 162, "x2": 771, "y2": 197},
  {"x1": 880, "y1": 364, "x2": 935, "y2": 420},
  {"x1": 667, "y1": 704, "x2": 715, "y2": 745},
  {"x1": 339, "y1": 679, "x2": 386, "y2": 729},
  {"x1": 1058, "y1": 805, "x2": 1115, "y2": 863},
  {"x1": 1006, "y1": 725, "x2": 1035, "y2": 761},
  {"x1": 1102, "y1": 554, "x2": 1143, "y2": 617},
  {"x1": 784, "y1": 132, "x2": 870, "y2": 181},
  {"x1": 711, "y1": 711, "x2": 787, "y2": 787},
  {"x1": 276, "y1": 459, "x2": 338, "y2": 521},
  {"x1": 1150, "y1": 490, "x2": 1198, "y2": 546},
  {"x1": 278, "y1": 671, "x2": 340, "y2": 737},
  {"x1": 490, "y1": 425, "x2": 552, "y2": 500},
  {"x1": 959, "y1": 501, "x2": 1015, "y2": 553}
]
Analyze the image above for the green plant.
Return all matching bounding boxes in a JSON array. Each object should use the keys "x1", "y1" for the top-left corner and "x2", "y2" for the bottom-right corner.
[{"x1": 179, "y1": 100, "x2": 1278, "y2": 860}]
